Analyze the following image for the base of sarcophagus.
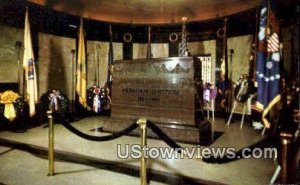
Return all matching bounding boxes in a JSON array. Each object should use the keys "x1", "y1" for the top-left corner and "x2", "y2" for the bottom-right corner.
[{"x1": 101, "y1": 118, "x2": 212, "y2": 145}]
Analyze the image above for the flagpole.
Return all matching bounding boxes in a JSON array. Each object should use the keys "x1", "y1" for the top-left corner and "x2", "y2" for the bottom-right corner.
[
  {"x1": 97, "y1": 44, "x2": 100, "y2": 85},
  {"x1": 297, "y1": 6, "x2": 300, "y2": 80},
  {"x1": 147, "y1": 26, "x2": 152, "y2": 59},
  {"x1": 17, "y1": 49, "x2": 20, "y2": 94},
  {"x1": 266, "y1": 0, "x2": 271, "y2": 77},
  {"x1": 22, "y1": 8, "x2": 28, "y2": 98},
  {"x1": 266, "y1": 0, "x2": 271, "y2": 38},
  {"x1": 96, "y1": 44, "x2": 100, "y2": 85},
  {"x1": 22, "y1": 68, "x2": 26, "y2": 97},
  {"x1": 223, "y1": 18, "x2": 228, "y2": 82},
  {"x1": 253, "y1": 8, "x2": 259, "y2": 81},
  {"x1": 222, "y1": 18, "x2": 231, "y2": 112},
  {"x1": 94, "y1": 44, "x2": 97, "y2": 85},
  {"x1": 23, "y1": 7, "x2": 28, "y2": 97},
  {"x1": 15, "y1": 41, "x2": 22, "y2": 94},
  {"x1": 107, "y1": 24, "x2": 113, "y2": 86},
  {"x1": 71, "y1": 49, "x2": 76, "y2": 113}
]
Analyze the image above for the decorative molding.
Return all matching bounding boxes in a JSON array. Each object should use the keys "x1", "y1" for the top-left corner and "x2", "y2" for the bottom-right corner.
[
  {"x1": 114, "y1": 59, "x2": 193, "y2": 78},
  {"x1": 169, "y1": 32, "x2": 178, "y2": 43},
  {"x1": 123, "y1": 33, "x2": 132, "y2": 43}
]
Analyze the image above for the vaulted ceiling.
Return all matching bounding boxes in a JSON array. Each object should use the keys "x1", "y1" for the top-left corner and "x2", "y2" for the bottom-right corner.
[
  {"x1": 0, "y1": 0, "x2": 297, "y2": 42},
  {"x1": 27, "y1": 0, "x2": 262, "y2": 24}
]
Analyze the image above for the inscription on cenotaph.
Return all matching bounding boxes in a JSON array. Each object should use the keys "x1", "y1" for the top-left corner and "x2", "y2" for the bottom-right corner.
[{"x1": 121, "y1": 87, "x2": 180, "y2": 107}]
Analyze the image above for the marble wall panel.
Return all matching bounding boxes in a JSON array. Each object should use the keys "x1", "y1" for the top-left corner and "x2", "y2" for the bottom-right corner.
[
  {"x1": 133, "y1": 43, "x2": 168, "y2": 59},
  {"x1": 0, "y1": 25, "x2": 23, "y2": 83},
  {"x1": 227, "y1": 35, "x2": 253, "y2": 114},
  {"x1": 86, "y1": 41, "x2": 123, "y2": 88},
  {"x1": 38, "y1": 33, "x2": 76, "y2": 99},
  {"x1": 227, "y1": 35, "x2": 253, "y2": 82}
]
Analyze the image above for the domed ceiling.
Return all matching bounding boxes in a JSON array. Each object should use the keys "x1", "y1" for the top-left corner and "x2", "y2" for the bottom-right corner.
[{"x1": 27, "y1": 0, "x2": 262, "y2": 24}]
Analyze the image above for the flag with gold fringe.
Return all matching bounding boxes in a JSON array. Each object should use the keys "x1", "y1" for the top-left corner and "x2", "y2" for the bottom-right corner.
[
  {"x1": 23, "y1": 8, "x2": 38, "y2": 117},
  {"x1": 256, "y1": 0, "x2": 281, "y2": 127},
  {"x1": 76, "y1": 19, "x2": 87, "y2": 108}
]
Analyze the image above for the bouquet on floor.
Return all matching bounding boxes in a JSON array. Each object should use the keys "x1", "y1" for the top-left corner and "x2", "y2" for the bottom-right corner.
[{"x1": 0, "y1": 91, "x2": 27, "y2": 121}]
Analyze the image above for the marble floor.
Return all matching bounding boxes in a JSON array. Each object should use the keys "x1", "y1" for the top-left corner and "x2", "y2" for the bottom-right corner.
[{"x1": 0, "y1": 116, "x2": 277, "y2": 185}]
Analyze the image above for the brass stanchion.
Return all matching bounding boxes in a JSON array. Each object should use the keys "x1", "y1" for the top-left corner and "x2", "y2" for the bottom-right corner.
[
  {"x1": 280, "y1": 131, "x2": 293, "y2": 183},
  {"x1": 137, "y1": 118, "x2": 147, "y2": 185},
  {"x1": 47, "y1": 110, "x2": 55, "y2": 176}
]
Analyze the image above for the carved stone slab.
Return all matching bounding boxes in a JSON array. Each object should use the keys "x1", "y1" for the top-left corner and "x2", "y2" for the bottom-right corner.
[{"x1": 111, "y1": 57, "x2": 202, "y2": 126}]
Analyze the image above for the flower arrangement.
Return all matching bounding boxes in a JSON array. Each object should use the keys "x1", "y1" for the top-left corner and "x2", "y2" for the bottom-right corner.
[
  {"x1": 203, "y1": 83, "x2": 217, "y2": 103},
  {"x1": 40, "y1": 90, "x2": 69, "y2": 113},
  {"x1": 87, "y1": 85, "x2": 108, "y2": 113},
  {"x1": 0, "y1": 91, "x2": 19, "y2": 104},
  {"x1": 233, "y1": 75, "x2": 254, "y2": 103},
  {"x1": 0, "y1": 91, "x2": 27, "y2": 121}
]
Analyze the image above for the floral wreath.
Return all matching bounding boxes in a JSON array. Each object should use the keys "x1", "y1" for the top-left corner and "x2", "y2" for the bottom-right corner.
[
  {"x1": 203, "y1": 83, "x2": 217, "y2": 103},
  {"x1": 0, "y1": 91, "x2": 27, "y2": 121},
  {"x1": 87, "y1": 85, "x2": 108, "y2": 113},
  {"x1": 40, "y1": 90, "x2": 69, "y2": 113},
  {"x1": 233, "y1": 76, "x2": 254, "y2": 103}
]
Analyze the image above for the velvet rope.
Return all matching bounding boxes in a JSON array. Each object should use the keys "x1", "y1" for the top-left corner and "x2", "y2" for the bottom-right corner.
[
  {"x1": 147, "y1": 121, "x2": 183, "y2": 153},
  {"x1": 61, "y1": 119, "x2": 184, "y2": 153},
  {"x1": 62, "y1": 118, "x2": 278, "y2": 162},
  {"x1": 61, "y1": 120, "x2": 138, "y2": 142}
]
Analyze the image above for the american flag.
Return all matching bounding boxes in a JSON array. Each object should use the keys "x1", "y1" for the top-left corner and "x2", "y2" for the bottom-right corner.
[
  {"x1": 255, "y1": 0, "x2": 281, "y2": 110},
  {"x1": 267, "y1": 33, "x2": 279, "y2": 53}
]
